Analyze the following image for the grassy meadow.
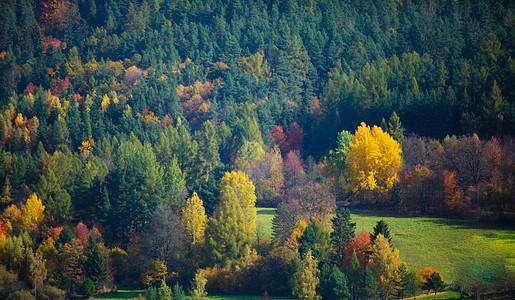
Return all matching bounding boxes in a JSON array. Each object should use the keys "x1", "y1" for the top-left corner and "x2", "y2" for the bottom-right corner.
[{"x1": 256, "y1": 208, "x2": 515, "y2": 283}]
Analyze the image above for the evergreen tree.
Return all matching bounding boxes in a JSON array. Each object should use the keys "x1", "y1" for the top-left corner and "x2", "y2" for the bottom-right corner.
[
  {"x1": 359, "y1": 267, "x2": 380, "y2": 299},
  {"x1": 299, "y1": 220, "x2": 331, "y2": 265},
  {"x1": 84, "y1": 235, "x2": 105, "y2": 282},
  {"x1": 319, "y1": 264, "x2": 350, "y2": 300},
  {"x1": 370, "y1": 220, "x2": 393, "y2": 245},
  {"x1": 387, "y1": 112, "x2": 405, "y2": 144},
  {"x1": 330, "y1": 207, "x2": 356, "y2": 264}
]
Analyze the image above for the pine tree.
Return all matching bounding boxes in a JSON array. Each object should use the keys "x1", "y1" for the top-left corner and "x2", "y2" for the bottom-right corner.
[
  {"x1": 197, "y1": 120, "x2": 219, "y2": 181},
  {"x1": 320, "y1": 264, "x2": 350, "y2": 300},
  {"x1": 387, "y1": 112, "x2": 405, "y2": 144},
  {"x1": 359, "y1": 267, "x2": 380, "y2": 299},
  {"x1": 158, "y1": 278, "x2": 172, "y2": 300},
  {"x1": 331, "y1": 207, "x2": 356, "y2": 264},
  {"x1": 84, "y1": 235, "x2": 105, "y2": 282},
  {"x1": 371, "y1": 220, "x2": 393, "y2": 245},
  {"x1": 190, "y1": 269, "x2": 208, "y2": 300}
]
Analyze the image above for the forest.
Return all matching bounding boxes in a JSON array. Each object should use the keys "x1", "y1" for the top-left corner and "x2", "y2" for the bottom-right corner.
[{"x1": 0, "y1": 0, "x2": 514, "y2": 299}]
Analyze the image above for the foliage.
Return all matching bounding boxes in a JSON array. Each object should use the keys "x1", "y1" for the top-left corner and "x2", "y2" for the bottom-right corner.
[
  {"x1": 345, "y1": 123, "x2": 402, "y2": 203},
  {"x1": 330, "y1": 207, "x2": 356, "y2": 264},
  {"x1": 292, "y1": 250, "x2": 320, "y2": 300},
  {"x1": 181, "y1": 192, "x2": 207, "y2": 245},
  {"x1": 79, "y1": 278, "x2": 95, "y2": 296},
  {"x1": 204, "y1": 171, "x2": 256, "y2": 265},
  {"x1": 190, "y1": 269, "x2": 208, "y2": 300},
  {"x1": 368, "y1": 234, "x2": 403, "y2": 297},
  {"x1": 141, "y1": 259, "x2": 167, "y2": 287}
]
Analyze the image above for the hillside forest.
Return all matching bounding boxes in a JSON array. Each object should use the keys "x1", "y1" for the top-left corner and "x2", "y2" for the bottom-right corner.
[{"x1": 0, "y1": 0, "x2": 514, "y2": 299}]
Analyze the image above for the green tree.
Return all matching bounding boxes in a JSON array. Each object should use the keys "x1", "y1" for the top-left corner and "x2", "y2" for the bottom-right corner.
[
  {"x1": 319, "y1": 264, "x2": 350, "y2": 300},
  {"x1": 79, "y1": 278, "x2": 95, "y2": 296},
  {"x1": 424, "y1": 271, "x2": 445, "y2": 300},
  {"x1": 158, "y1": 278, "x2": 172, "y2": 300},
  {"x1": 387, "y1": 112, "x2": 405, "y2": 144},
  {"x1": 103, "y1": 134, "x2": 165, "y2": 246},
  {"x1": 370, "y1": 220, "x2": 393, "y2": 245},
  {"x1": 358, "y1": 267, "x2": 380, "y2": 299},
  {"x1": 190, "y1": 269, "x2": 208, "y2": 300},
  {"x1": 84, "y1": 235, "x2": 104, "y2": 282},
  {"x1": 396, "y1": 263, "x2": 419, "y2": 300},
  {"x1": 299, "y1": 220, "x2": 331, "y2": 265},
  {"x1": 197, "y1": 120, "x2": 219, "y2": 181},
  {"x1": 330, "y1": 207, "x2": 356, "y2": 264}
]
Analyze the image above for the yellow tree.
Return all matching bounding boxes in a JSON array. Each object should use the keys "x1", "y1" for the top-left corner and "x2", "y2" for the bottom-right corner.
[
  {"x1": 20, "y1": 193, "x2": 45, "y2": 231},
  {"x1": 181, "y1": 192, "x2": 207, "y2": 245},
  {"x1": 204, "y1": 171, "x2": 257, "y2": 265},
  {"x1": 293, "y1": 250, "x2": 320, "y2": 300},
  {"x1": 368, "y1": 234, "x2": 403, "y2": 297},
  {"x1": 345, "y1": 122, "x2": 402, "y2": 203}
]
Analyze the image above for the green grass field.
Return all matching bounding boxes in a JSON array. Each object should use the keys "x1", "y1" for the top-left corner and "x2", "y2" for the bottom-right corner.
[
  {"x1": 256, "y1": 208, "x2": 514, "y2": 283},
  {"x1": 351, "y1": 211, "x2": 515, "y2": 283},
  {"x1": 256, "y1": 207, "x2": 276, "y2": 237}
]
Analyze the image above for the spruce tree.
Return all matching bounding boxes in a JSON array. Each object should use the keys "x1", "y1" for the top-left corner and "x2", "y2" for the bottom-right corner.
[
  {"x1": 84, "y1": 235, "x2": 105, "y2": 282},
  {"x1": 370, "y1": 220, "x2": 393, "y2": 245},
  {"x1": 331, "y1": 207, "x2": 356, "y2": 264},
  {"x1": 359, "y1": 267, "x2": 380, "y2": 299}
]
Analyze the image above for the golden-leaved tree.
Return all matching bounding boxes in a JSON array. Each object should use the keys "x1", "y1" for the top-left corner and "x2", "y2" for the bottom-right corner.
[
  {"x1": 204, "y1": 171, "x2": 256, "y2": 265},
  {"x1": 345, "y1": 122, "x2": 402, "y2": 203},
  {"x1": 181, "y1": 192, "x2": 207, "y2": 245},
  {"x1": 368, "y1": 234, "x2": 403, "y2": 298},
  {"x1": 20, "y1": 193, "x2": 45, "y2": 232}
]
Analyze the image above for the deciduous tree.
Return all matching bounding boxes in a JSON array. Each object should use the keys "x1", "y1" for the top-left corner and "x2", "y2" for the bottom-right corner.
[
  {"x1": 345, "y1": 123, "x2": 402, "y2": 203},
  {"x1": 181, "y1": 192, "x2": 207, "y2": 245}
]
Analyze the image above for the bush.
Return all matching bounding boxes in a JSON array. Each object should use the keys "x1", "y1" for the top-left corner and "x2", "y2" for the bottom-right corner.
[{"x1": 79, "y1": 278, "x2": 96, "y2": 297}]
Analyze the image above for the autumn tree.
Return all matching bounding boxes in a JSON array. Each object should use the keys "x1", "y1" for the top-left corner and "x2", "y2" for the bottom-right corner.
[
  {"x1": 292, "y1": 250, "x2": 320, "y2": 300},
  {"x1": 181, "y1": 192, "x2": 207, "y2": 245},
  {"x1": 20, "y1": 193, "x2": 45, "y2": 232},
  {"x1": 368, "y1": 234, "x2": 403, "y2": 298},
  {"x1": 204, "y1": 171, "x2": 256, "y2": 265},
  {"x1": 345, "y1": 123, "x2": 402, "y2": 203},
  {"x1": 190, "y1": 269, "x2": 208, "y2": 300}
]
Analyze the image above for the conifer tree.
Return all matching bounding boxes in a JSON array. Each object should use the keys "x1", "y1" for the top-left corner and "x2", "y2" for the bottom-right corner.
[
  {"x1": 359, "y1": 267, "x2": 380, "y2": 299},
  {"x1": 370, "y1": 220, "x2": 393, "y2": 245},
  {"x1": 387, "y1": 112, "x2": 405, "y2": 144},
  {"x1": 331, "y1": 207, "x2": 356, "y2": 264},
  {"x1": 84, "y1": 235, "x2": 104, "y2": 282},
  {"x1": 204, "y1": 171, "x2": 256, "y2": 264}
]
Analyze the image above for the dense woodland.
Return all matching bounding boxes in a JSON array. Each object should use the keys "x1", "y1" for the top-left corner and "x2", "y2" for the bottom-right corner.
[{"x1": 0, "y1": 0, "x2": 514, "y2": 299}]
